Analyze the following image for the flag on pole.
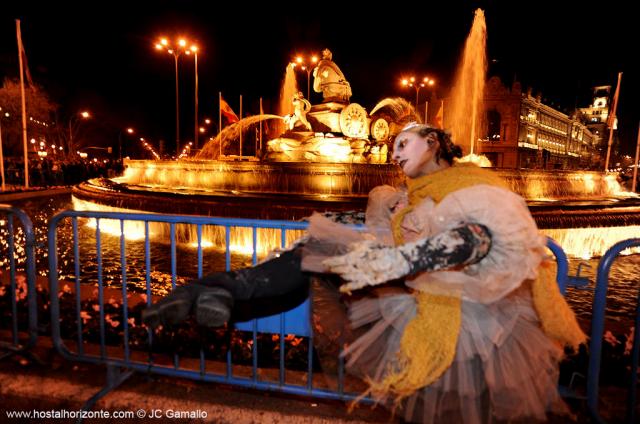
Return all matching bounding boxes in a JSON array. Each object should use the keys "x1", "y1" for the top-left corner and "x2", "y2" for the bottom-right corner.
[
  {"x1": 16, "y1": 21, "x2": 34, "y2": 88},
  {"x1": 607, "y1": 75, "x2": 621, "y2": 128},
  {"x1": 604, "y1": 72, "x2": 623, "y2": 171},
  {"x1": 220, "y1": 97, "x2": 239, "y2": 124},
  {"x1": 434, "y1": 101, "x2": 444, "y2": 129},
  {"x1": 16, "y1": 19, "x2": 30, "y2": 188}
]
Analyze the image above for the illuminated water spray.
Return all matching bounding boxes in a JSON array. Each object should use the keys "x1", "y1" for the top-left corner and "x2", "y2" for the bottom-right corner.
[{"x1": 448, "y1": 8, "x2": 487, "y2": 156}]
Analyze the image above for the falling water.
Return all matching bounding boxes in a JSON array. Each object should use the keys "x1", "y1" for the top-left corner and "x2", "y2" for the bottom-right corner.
[
  {"x1": 279, "y1": 64, "x2": 299, "y2": 117},
  {"x1": 73, "y1": 197, "x2": 304, "y2": 257},
  {"x1": 195, "y1": 114, "x2": 283, "y2": 159},
  {"x1": 448, "y1": 8, "x2": 487, "y2": 155}
]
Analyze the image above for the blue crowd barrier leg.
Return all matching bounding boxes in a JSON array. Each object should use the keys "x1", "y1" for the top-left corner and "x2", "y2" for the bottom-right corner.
[{"x1": 77, "y1": 364, "x2": 135, "y2": 423}]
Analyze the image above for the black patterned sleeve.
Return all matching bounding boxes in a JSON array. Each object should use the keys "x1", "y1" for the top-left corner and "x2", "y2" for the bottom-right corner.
[{"x1": 399, "y1": 223, "x2": 492, "y2": 275}]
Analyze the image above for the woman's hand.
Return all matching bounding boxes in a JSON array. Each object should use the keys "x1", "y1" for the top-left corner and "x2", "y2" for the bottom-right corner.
[{"x1": 322, "y1": 240, "x2": 410, "y2": 294}]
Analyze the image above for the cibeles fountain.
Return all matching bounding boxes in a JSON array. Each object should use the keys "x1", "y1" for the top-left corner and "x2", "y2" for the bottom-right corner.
[
  {"x1": 75, "y1": 48, "x2": 408, "y2": 223},
  {"x1": 265, "y1": 49, "x2": 394, "y2": 164},
  {"x1": 73, "y1": 12, "x2": 640, "y2": 258}
]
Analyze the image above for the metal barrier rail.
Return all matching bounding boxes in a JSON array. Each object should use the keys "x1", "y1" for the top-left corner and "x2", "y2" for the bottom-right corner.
[
  {"x1": 0, "y1": 204, "x2": 38, "y2": 359},
  {"x1": 46, "y1": 210, "x2": 597, "y2": 412},
  {"x1": 48, "y1": 210, "x2": 363, "y2": 408},
  {"x1": 546, "y1": 237, "x2": 569, "y2": 294},
  {"x1": 588, "y1": 238, "x2": 640, "y2": 424}
]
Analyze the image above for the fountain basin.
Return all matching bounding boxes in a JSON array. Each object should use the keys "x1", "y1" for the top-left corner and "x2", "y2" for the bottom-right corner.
[
  {"x1": 73, "y1": 160, "x2": 640, "y2": 226},
  {"x1": 73, "y1": 160, "x2": 404, "y2": 220}
]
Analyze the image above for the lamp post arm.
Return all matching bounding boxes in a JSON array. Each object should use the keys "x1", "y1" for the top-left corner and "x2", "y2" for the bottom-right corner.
[{"x1": 82, "y1": 146, "x2": 111, "y2": 151}]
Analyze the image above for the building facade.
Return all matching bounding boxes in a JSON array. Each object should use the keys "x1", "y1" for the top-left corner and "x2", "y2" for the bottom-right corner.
[{"x1": 477, "y1": 77, "x2": 602, "y2": 170}]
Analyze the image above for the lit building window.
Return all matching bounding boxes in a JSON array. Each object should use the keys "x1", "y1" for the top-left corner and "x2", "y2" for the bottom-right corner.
[{"x1": 486, "y1": 109, "x2": 501, "y2": 141}]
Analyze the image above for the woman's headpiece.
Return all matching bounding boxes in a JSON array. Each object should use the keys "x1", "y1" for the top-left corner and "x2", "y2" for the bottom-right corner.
[{"x1": 400, "y1": 121, "x2": 424, "y2": 131}]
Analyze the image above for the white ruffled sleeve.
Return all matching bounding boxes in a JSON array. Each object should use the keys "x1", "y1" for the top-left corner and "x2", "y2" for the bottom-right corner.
[{"x1": 405, "y1": 185, "x2": 547, "y2": 304}]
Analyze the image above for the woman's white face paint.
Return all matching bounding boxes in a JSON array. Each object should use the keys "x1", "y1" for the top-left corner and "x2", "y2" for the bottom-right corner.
[{"x1": 392, "y1": 131, "x2": 438, "y2": 178}]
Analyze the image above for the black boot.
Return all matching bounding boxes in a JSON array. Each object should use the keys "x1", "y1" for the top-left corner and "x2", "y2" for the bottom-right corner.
[
  {"x1": 144, "y1": 248, "x2": 307, "y2": 329},
  {"x1": 194, "y1": 287, "x2": 235, "y2": 327},
  {"x1": 141, "y1": 286, "x2": 197, "y2": 329}
]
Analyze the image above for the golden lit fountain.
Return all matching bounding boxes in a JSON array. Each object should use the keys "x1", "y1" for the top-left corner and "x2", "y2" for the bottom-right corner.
[
  {"x1": 74, "y1": 48, "x2": 406, "y2": 221},
  {"x1": 73, "y1": 13, "x2": 639, "y2": 258}
]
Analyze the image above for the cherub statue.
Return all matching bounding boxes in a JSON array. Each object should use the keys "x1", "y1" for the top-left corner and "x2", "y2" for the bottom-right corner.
[{"x1": 285, "y1": 91, "x2": 312, "y2": 131}]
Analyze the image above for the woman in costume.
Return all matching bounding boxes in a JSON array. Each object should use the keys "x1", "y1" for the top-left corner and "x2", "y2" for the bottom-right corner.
[
  {"x1": 321, "y1": 122, "x2": 585, "y2": 423},
  {"x1": 142, "y1": 122, "x2": 585, "y2": 423}
]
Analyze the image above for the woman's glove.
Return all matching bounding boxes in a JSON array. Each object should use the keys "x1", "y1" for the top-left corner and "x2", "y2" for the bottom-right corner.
[
  {"x1": 323, "y1": 223, "x2": 492, "y2": 294},
  {"x1": 322, "y1": 240, "x2": 411, "y2": 293}
]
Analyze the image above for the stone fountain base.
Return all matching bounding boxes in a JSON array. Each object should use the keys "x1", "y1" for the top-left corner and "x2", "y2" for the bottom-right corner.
[{"x1": 72, "y1": 160, "x2": 640, "y2": 227}]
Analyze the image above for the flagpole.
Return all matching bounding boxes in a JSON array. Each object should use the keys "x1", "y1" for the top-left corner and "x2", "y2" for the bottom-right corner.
[
  {"x1": 632, "y1": 121, "x2": 640, "y2": 193},
  {"x1": 218, "y1": 92, "x2": 222, "y2": 158},
  {"x1": 424, "y1": 101, "x2": 428, "y2": 125},
  {"x1": 239, "y1": 95, "x2": 243, "y2": 157},
  {"x1": 16, "y1": 20, "x2": 29, "y2": 189},
  {"x1": 604, "y1": 72, "x2": 622, "y2": 172}
]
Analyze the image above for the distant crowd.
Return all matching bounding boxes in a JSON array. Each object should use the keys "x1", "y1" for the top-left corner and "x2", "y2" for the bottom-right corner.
[{"x1": 2, "y1": 157, "x2": 125, "y2": 188}]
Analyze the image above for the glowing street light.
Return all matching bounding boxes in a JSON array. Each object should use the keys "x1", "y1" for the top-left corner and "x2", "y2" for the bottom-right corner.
[
  {"x1": 119, "y1": 127, "x2": 135, "y2": 160},
  {"x1": 401, "y1": 76, "x2": 436, "y2": 110},
  {"x1": 155, "y1": 37, "x2": 198, "y2": 154},
  {"x1": 293, "y1": 54, "x2": 319, "y2": 100},
  {"x1": 68, "y1": 110, "x2": 91, "y2": 158}
]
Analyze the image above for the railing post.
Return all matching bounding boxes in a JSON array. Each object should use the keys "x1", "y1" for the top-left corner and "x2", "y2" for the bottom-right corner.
[
  {"x1": 545, "y1": 237, "x2": 569, "y2": 294},
  {"x1": 0, "y1": 204, "x2": 38, "y2": 357},
  {"x1": 587, "y1": 238, "x2": 640, "y2": 423}
]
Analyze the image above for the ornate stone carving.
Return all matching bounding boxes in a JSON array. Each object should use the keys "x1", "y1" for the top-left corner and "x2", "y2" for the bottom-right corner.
[{"x1": 339, "y1": 103, "x2": 369, "y2": 138}]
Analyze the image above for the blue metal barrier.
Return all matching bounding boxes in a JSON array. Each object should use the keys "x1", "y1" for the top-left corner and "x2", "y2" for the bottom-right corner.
[
  {"x1": 588, "y1": 238, "x2": 640, "y2": 424},
  {"x1": 546, "y1": 237, "x2": 569, "y2": 294},
  {"x1": 48, "y1": 210, "x2": 626, "y2": 416},
  {"x1": 0, "y1": 204, "x2": 38, "y2": 359},
  {"x1": 48, "y1": 210, "x2": 364, "y2": 411}
]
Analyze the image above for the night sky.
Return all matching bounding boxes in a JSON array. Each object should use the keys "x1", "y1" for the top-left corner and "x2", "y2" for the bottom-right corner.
[{"x1": 1, "y1": 1, "x2": 638, "y2": 155}]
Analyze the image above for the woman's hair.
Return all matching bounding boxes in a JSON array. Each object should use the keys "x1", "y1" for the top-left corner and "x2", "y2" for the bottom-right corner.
[{"x1": 399, "y1": 122, "x2": 463, "y2": 165}]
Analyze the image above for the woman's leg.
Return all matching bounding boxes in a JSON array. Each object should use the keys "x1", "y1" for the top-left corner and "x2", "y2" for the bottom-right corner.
[
  {"x1": 142, "y1": 247, "x2": 309, "y2": 328},
  {"x1": 194, "y1": 249, "x2": 306, "y2": 299}
]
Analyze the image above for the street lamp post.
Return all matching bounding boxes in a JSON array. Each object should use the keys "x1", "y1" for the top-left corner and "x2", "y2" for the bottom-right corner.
[
  {"x1": 155, "y1": 37, "x2": 198, "y2": 155},
  {"x1": 68, "y1": 110, "x2": 91, "y2": 159},
  {"x1": 185, "y1": 45, "x2": 199, "y2": 150},
  {"x1": 294, "y1": 55, "x2": 318, "y2": 100},
  {"x1": 118, "y1": 127, "x2": 134, "y2": 160},
  {"x1": 402, "y1": 76, "x2": 436, "y2": 111}
]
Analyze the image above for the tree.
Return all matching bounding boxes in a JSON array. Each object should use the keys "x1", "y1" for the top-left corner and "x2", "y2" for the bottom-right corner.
[{"x1": 0, "y1": 78, "x2": 57, "y2": 156}]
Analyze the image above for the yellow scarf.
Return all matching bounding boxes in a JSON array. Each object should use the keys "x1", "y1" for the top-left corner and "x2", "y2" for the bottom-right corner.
[{"x1": 369, "y1": 162, "x2": 586, "y2": 404}]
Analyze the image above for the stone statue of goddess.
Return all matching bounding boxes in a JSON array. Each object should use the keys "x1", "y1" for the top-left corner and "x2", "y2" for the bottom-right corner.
[{"x1": 312, "y1": 49, "x2": 352, "y2": 103}]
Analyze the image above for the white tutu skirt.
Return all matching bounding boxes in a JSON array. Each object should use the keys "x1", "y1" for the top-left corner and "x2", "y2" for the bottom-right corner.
[
  {"x1": 300, "y1": 189, "x2": 568, "y2": 423},
  {"x1": 342, "y1": 283, "x2": 569, "y2": 424}
]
